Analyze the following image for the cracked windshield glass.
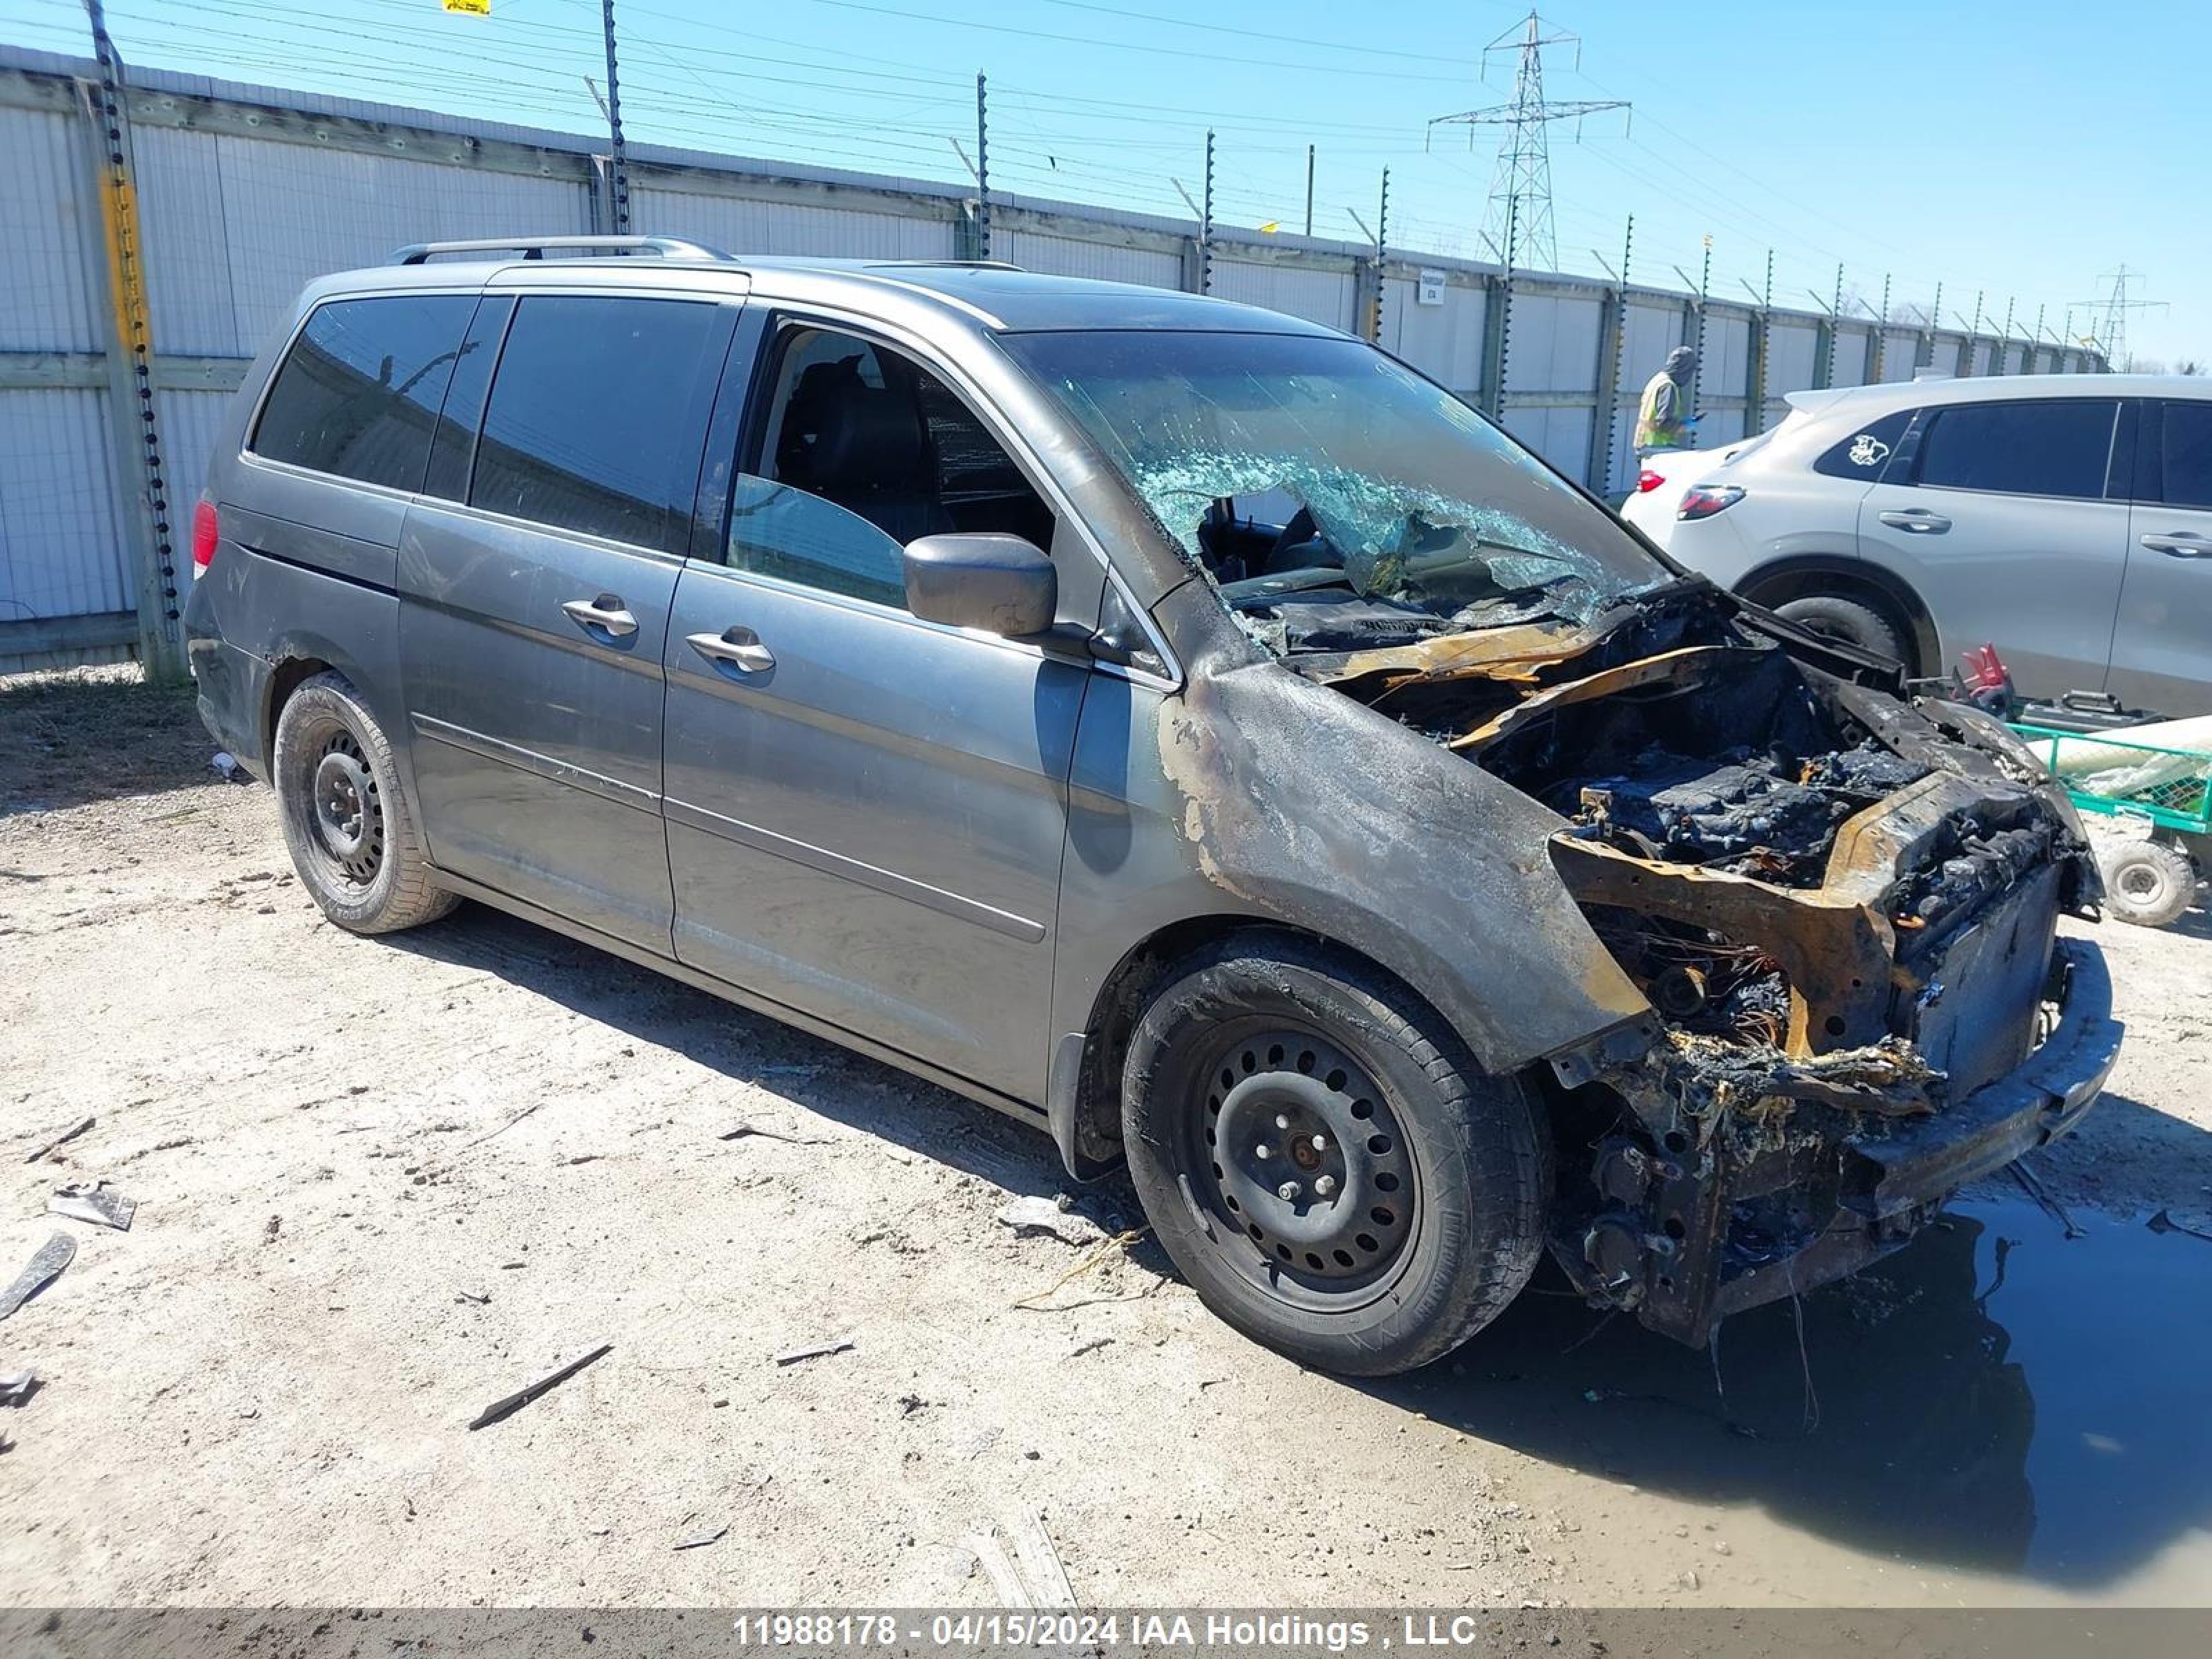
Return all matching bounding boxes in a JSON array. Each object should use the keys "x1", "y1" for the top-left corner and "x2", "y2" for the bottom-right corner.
[{"x1": 1002, "y1": 329, "x2": 1672, "y2": 653}]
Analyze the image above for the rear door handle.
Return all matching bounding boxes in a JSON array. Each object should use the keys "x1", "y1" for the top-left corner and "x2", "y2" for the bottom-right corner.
[
  {"x1": 1878, "y1": 509, "x2": 1951, "y2": 534},
  {"x1": 687, "y1": 626, "x2": 776, "y2": 673},
  {"x1": 561, "y1": 594, "x2": 639, "y2": 638},
  {"x1": 2141, "y1": 532, "x2": 2212, "y2": 558}
]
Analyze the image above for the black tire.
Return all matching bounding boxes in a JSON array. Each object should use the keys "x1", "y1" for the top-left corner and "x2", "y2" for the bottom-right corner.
[
  {"x1": 1120, "y1": 932, "x2": 1551, "y2": 1377},
  {"x1": 272, "y1": 671, "x2": 458, "y2": 935},
  {"x1": 2099, "y1": 838, "x2": 2197, "y2": 928},
  {"x1": 1774, "y1": 594, "x2": 1909, "y2": 667}
]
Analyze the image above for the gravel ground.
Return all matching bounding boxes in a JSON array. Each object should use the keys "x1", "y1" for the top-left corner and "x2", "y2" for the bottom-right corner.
[{"x1": 2, "y1": 668, "x2": 2208, "y2": 1610}]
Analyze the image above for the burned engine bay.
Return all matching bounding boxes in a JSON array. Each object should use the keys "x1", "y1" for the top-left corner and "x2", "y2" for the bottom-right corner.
[{"x1": 1295, "y1": 579, "x2": 2100, "y2": 1344}]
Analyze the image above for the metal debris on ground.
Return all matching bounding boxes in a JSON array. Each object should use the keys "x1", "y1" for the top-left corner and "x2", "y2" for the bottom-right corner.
[
  {"x1": 1066, "y1": 1337, "x2": 1113, "y2": 1360},
  {"x1": 22, "y1": 1114, "x2": 95, "y2": 1165},
  {"x1": 2009, "y1": 1161, "x2": 2086, "y2": 1239},
  {"x1": 772, "y1": 1337, "x2": 854, "y2": 1367},
  {"x1": 209, "y1": 751, "x2": 241, "y2": 780},
  {"x1": 467, "y1": 1343, "x2": 614, "y2": 1430},
  {"x1": 993, "y1": 1194, "x2": 1105, "y2": 1246},
  {"x1": 0, "y1": 1369, "x2": 37, "y2": 1405},
  {"x1": 456, "y1": 1288, "x2": 492, "y2": 1305},
  {"x1": 0, "y1": 1234, "x2": 76, "y2": 1322},
  {"x1": 673, "y1": 1518, "x2": 729, "y2": 1550},
  {"x1": 48, "y1": 1179, "x2": 136, "y2": 1231},
  {"x1": 2148, "y1": 1208, "x2": 2212, "y2": 1244},
  {"x1": 718, "y1": 1120, "x2": 830, "y2": 1145},
  {"x1": 1011, "y1": 1227, "x2": 1150, "y2": 1310},
  {"x1": 462, "y1": 1099, "x2": 546, "y2": 1150}
]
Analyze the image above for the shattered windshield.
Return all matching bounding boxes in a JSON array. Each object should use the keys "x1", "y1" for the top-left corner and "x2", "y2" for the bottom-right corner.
[{"x1": 1000, "y1": 328, "x2": 1671, "y2": 653}]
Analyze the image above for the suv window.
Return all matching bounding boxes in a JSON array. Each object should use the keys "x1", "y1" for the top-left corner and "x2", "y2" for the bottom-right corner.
[
  {"x1": 1812, "y1": 408, "x2": 1913, "y2": 480},
  {"x1": 250, "y1": 295, "x2": 475, "y2": 491},
  {"x1": 726, "y1": 324, "x2": 1054, "y2": 609},
  {"x1": 470, "y1": 295, "x2": 724, "y2": 551},
  {"x1": 1913, "y1": 399, "x2": 2118, "y2": 500},
  {"x1": 2160, "y1": 400, "x2": 2212, "y2": 509}
]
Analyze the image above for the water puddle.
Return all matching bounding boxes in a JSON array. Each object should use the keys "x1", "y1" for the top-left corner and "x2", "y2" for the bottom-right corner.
[{"x1": 1394, "y1": 1195, "x2": 2212, "y2": 1593}]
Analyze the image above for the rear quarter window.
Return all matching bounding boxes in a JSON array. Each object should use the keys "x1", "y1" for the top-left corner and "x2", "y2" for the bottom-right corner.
[
  {"x1": 250, "y1": 294, "x2": 476, "y2": 491},
  {"x1": 1811, "y1": 408, "x2": 1913, "y2": 480}
]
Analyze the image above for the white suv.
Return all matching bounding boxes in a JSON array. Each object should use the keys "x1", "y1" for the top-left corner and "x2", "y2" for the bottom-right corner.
[{"x1": 1620, "y1": 375, "x2": 2212, "y2": 716}]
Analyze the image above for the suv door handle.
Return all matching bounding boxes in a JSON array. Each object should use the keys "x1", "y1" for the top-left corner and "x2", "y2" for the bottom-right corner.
[
  {"x1": 1878, "y1": 509, "x2": 1951, "y2": 534},
  {"x1": 687, "y1": 626, "x2": 776, "y2": 673},
  {"x1": 2141, "y1": 532, "x2": 2212, "y2": 559},
  {"x1": 561, "y1": 594, "x2": 639, "y2": 638}
]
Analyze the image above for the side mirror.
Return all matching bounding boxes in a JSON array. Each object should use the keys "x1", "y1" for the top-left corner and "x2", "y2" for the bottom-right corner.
[{"x1": 901, "y1": 533, "x2": 1056, "y2": 637}]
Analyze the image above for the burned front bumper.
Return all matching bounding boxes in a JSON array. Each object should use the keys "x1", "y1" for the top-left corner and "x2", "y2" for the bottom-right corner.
[{"x1": 1566, "y1": 939, "x2": 2121, "y2": 1346}]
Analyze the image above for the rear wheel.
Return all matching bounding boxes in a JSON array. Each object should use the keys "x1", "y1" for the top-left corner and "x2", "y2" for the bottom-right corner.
[
  {"x1": 1774, "y1": 594, "x2": 1909, "y2": 667},
  {"x1": 2100, "y1": 837, "x2": 2197, "y2": 928},
  {"x1": 1120, "y1": 933, "x2": 1550, "y2": 1377},
  {"x1": 272, "y1": 671, "x2": 457, "y2": 935}
]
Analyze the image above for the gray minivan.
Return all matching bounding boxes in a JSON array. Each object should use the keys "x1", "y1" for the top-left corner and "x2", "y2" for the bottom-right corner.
[{"x1": 185, "y1": 237, "x2": 2121, "y2": 1376}]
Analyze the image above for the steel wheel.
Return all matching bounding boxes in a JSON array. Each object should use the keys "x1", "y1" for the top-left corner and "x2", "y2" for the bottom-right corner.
[
  {"x1": 271, "y1": 670, "x2": 458, "y2": 935},
  {"x1": 1188, "y1": 1024, "x2": 1420, "y2": 1311},
  {"x1": 308, "y1": 729, "x2": 385, "y2": 886},
  {"x1": 1121, "y1": 933, "x2": 1552, "y2": 1376}
]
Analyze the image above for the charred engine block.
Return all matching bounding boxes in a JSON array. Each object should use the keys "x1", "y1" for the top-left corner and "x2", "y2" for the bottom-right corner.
[{"x1": 1571, "y1": 741, "x2": 1927, "y2": 884}]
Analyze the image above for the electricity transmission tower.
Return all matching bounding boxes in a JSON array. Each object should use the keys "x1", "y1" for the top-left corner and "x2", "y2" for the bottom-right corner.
[
  {"x1": 1428, "y1": 9, "x2": 1628, "y2": 272},
  {"x1": 2070, "y1": 266, "x2": 2165, "y2": 372}
]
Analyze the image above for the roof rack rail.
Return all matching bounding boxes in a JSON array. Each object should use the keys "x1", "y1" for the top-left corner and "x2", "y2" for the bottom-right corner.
[{"x1": 386, "y1": 235, "x2": 735, "y2": 265}]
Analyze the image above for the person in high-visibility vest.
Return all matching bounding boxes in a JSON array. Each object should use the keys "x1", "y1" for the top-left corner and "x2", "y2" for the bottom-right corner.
[{"x1": 1633, "y1": 346, "x2": 1701, "y2": 454}]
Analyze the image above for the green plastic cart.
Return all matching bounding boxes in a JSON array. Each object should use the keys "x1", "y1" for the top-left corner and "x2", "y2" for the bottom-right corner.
[{"x1": 2009, "y1": 722, "x2": 2212, "y2": 928}]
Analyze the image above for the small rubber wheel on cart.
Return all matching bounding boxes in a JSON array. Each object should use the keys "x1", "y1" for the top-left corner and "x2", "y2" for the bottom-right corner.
[
  {"x1": 272, "y1": 670, "x2": 458, "y2": 935},
  {"x1": 2099, "y1": 837, "x2": 2199, "y2": 928},
  {"x1": 1120, "y1": 930, "x2": 1551, "y2": 1378}
]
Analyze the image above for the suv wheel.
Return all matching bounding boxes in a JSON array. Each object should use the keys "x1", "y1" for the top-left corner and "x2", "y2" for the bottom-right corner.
[
  {"x1": 2099, "y1": 838, "x2": 2197, "y2": 928},
  {"x1": 1121, "y1": 932, "x2": 1550, "y2": 1377},
  {"x1": 272, "y1": 671, "x2": 458, "y2": 935},
  {"x1": 1774, "y1": 594, "x2": 1909, "y2": 667}
]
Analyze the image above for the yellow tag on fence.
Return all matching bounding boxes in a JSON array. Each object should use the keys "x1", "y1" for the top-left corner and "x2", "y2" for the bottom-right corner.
[{"x1": 442, "y1": 0, "x2": 491, "y2": 15}]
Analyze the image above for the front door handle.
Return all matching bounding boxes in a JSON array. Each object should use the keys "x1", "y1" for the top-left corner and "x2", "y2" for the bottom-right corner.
[
  {"x1": 2141, "y1": 532, "x2": 2212, "y2": 559},
  {"x1": 561, "y1": 594, "x2": 639, "y2": 638},
  {"x1": 687, "y1": 626, "x2": 776, "y2": 673},
  {"x1": 1878, "y1": 509, "x2": 1951, "y2": 534}
]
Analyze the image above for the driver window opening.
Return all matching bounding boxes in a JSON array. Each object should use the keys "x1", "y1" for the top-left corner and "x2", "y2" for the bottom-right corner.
[{"x1": 749, "y1": 325, "x2": 1056, "y2": 554}]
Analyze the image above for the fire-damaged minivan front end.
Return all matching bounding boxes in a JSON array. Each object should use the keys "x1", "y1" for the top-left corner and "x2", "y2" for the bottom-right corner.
[
  {"x1": 1327, "y1": 597, "x2": 2125, "y2": 1344},
  {"x1": 1277, "y1": 547, "x2": 2124, "y2": 1347}
]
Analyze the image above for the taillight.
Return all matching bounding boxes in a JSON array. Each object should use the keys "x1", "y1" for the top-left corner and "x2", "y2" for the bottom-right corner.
[
  {"x1": 191, "y1": 498, "x2": 218, "y2": 576},
  {"x1": 1635, "y1": 468, "x2": 1665, "y2": 494},
  {"x1": 1676, "y1": 484, "x2": 1744, "y2": 521}
]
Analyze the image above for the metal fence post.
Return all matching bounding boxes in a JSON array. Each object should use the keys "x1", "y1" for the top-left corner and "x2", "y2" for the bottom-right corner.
[
  {"x1": 599, "y1": 0, "x2": 630, "y2": 234},
  {"x1": 1586, "y1": 283, "x2": 1626, "y2": 493},
  {"x1": 76, "y1": 8, "x2": 186, "y2": 682},
  {"x1": 1483, "y1": 196, "x2": 1517, "y2": 422}
]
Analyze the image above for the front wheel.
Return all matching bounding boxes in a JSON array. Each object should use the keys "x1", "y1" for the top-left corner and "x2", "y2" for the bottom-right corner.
[
  {"x1": 272, "y1": 671, "x2": 458, "y2": 935},
  {"x1": 1121, "y1": 933, "x2": 1551, "y2": 1377}
]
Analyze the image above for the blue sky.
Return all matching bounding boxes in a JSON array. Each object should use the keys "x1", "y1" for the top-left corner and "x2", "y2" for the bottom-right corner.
[{"x1": 5, "y1": 0, "x2": 2203, "y2": 364}]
